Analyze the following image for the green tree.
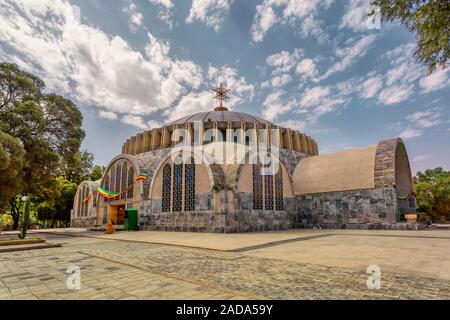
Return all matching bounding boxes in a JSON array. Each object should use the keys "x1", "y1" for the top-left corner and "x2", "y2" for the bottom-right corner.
[
  {"x1": 0, "y1": 62, "x2": 85, "y2": 236},
  {"x1": 90, "y1": 165, "x2": 104, "y2": 181},
  {"x1": 37, "y1": 177, "x2": 78, "y2": 227},
  {"x1": 63, "y1": 150, "x2": 94, "y2": 184},
  {"x1": 0, "y1": 131, "x2": 24, "y2": 213},
  {"x1": 370, "y1": 0, "x2": 450, "y2": 73},
  {"x1": 414, "y1": 167, "x2": 450, "y2": 220}
]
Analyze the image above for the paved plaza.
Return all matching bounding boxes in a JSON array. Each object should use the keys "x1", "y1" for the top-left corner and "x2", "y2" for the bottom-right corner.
[{"x1": 1, "y1": 229, "x2": 450, "y2": 300}]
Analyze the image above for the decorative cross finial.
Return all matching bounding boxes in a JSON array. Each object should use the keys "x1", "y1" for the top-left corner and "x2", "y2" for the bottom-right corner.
[{"x1": 212, "y1": 82, "x2": 230, "y2": 111}]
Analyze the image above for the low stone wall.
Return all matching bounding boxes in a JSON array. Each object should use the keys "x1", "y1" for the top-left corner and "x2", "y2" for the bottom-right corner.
[
  {"x1": 141, "y1": 211, "x2": 225, "y2": 233},
  {"x1": 298, "y1": 188, "x2": 397, "y2": 228},
  {"x1": 70, "y1": 217, "x2": 97, "y2": 228}
]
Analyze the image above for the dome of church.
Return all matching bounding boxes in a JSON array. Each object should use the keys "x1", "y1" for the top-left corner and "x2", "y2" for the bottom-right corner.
[{"x1": 166, "y1": 110, "x2": 276, "y2": 127}]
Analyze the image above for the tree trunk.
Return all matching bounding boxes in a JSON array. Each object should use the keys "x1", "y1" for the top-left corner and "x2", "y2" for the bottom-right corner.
[
  {"x1": 19, "y1": 195, "x2": 30, "y2": 239},
  {"x1": 12, "y1": 216, "x2": 19, "y2": 230}
]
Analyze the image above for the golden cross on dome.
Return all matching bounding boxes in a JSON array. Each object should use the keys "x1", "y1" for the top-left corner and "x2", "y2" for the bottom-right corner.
[{"x1": 212, "y1": 82, "x2": 230, "y2": 111}]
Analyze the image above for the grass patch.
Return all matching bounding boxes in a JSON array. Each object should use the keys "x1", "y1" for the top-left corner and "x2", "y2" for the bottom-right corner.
[{"x1": 0, "y1": 237, "x2": 43, "y2": 243}]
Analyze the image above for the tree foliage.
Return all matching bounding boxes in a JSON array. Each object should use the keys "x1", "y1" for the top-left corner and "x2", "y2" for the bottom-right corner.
[
  {"x1": 0, "y1": 62, "x2": 86, "y2": 231},
  {"x1": 0, "y1": 131, "x2": 24, "y2": 212},
  {"x1": 370, "y1": 0, "x2": 450, "y2": 73},
  {"x1": 414, "y1": 167, "x2": 450, "y2": 220}
]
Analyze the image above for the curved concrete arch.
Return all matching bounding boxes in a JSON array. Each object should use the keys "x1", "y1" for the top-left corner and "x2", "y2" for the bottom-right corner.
[
  {"x1": 148, "y1": 147, "x2": 225, "y2": 198},
  {"x1": 229, "y1": 147, "x2": 294, "y2": 192},
  {"x1": 100, "y1": 154, "x2": 141, "y2": 189},
  {"x1": 374, "y1": 138, "x2": 414, "y2": 193}
]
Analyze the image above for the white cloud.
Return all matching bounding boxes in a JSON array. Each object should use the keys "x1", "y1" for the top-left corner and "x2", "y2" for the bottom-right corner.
[
  {"x1": 319, "y1": 34, "x2": 377, "y2": 81},
  {"x1": 98, "y1": 110, "x2": 118, "y2": 120},
  {"x1": 262, "y1": 89, "x2": 294, "y2": 121},
  {"x1": 251, "y1": 3, "x2": 278, "y2": 42},
  {"x1": 150, "y1": 0, "x2": 174, "y2": 28},
  {"x1": 207, "y1": 65, "x2": 255, "y2": 105},
  {"x1": 186, "y1": 0, "x2": 232, "y2": 32},
  {"x1": 420, "y1": 68, "x2": 449, "y2": 93},
  {"x1": 266, "y1": 49, "x2": 302, "y2": 74},
  {"x1": 0, "y1": 0, "x2": 211, "y2": 127},
  {"x1": 406, "y1": 111, "x2": 442, "y2": 128},
  {"x1": 262, "y1": 74, "x2": 292, "y2": 88},
  {"x1": 412, "y1": 154, "x2": 429, "y2": 162},
  {"x1": 360, "y1": 75, "x2": 383, "y2": 99},
  {"x1": 295, "y1": 58, "x2": 318, "y2": 80},
  {"x1": 121, "y1": 115, "x2": 149, "y2": 130},
  {"x1": 278, "y1": 119, "x2": 307, "y2": 131},
  {"x1": 339, "y1": 0, "x2": 371, "y2": 32},
  {"x1": 150, "y1": 0, "x2": 173, "y2": 8},
  {"x1": 166, "y1": 91, "x2": 213, "y2": 122},
  {"x1": 121, "y1": 114, "x2": 163, "y2": 130},
  {"x1": 251, "y1": 0, "x2": 334, "y2": 42},
  {"x1": 399, "y1": 128, "x2": 422, "y2": 139},
  {"x1": 123, "y1": 2, "x2": 143, "y2": 32},
  {"x1": 378, "y1": 84, "x2": 414, "y2": 105}
]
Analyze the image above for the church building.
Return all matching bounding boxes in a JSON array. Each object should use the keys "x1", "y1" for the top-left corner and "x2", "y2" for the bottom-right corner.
[{"x1": 71, "y1": 84, "x2": 416, "y2": 232}]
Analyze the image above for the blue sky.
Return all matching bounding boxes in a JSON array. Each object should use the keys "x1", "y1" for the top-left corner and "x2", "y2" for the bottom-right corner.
[{"x1": 0, "y1": 0, "x2": 449, "y2": 174}]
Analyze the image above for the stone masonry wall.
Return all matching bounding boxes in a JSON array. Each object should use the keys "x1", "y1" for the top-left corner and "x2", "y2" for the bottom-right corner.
[{"x1": 298, "y1": 188, "x2": 397, "y2": 229}]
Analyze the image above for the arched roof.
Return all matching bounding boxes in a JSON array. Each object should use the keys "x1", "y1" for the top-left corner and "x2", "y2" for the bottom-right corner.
[
  {"x1": 293, "y1": 145, "x2": 377, "y2": 195},
  {"x1": 166, "y1": 110, "x2": 276, "y2": 126},
  {"x1": 292, "y1": 138, "x2": 413, "y2": 195}
]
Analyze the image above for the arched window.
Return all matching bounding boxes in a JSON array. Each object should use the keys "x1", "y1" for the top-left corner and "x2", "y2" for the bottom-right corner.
[
  {"x1": 253, "y1": 164, "x2": 263, "y2": 210},
  {"x1": 275, "y1": 168, "x2": 283, "y2": 210},
  {"x1": 121, "y1": 163, "x2": 128, "y2": 200},
  {"x1": 83, "y1": 186, "x2": 89, "y2": 216},
  {"x1": 77, "y1": 188, "x2": 81, "y2": 217},
  {"x1": 93, "y1": 190, "x2": 97, "y2": 207},
  {"x1": 184, "y1": 157, "x2": 195, "y2": 211},
  {"x1": 115, "y1": 164, "x2": 121, "y2": 197},
  {"x1": 173, "y1": 162, "x2": 183, "y2": 212},
  {"x1": 162, "y1": 164, "x2": 172, "y2": 212},
  {"x1": 265, "y1": 175, "x2": 274, "y2": 210},
  {"x1": 110, "y1": 165, "x2": 116, "y2": 193},
  {"x1": 104, "y1": 175, "x2": 110, "y2": 203},
  {"x1": 127, "y1": 167, "x2": 134, "y2": 198}
]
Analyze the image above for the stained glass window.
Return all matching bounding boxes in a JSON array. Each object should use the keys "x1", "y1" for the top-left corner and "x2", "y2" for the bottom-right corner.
[
  {"x1": 83, "y1": 186, "x2": 89, "y2": 216},
  {"x1": 275, "y1": 168, "x2": 283, "y2": 211},
  {"x1": 173, "y1": 162, "x2": 183, "y2": 212},
  {"x1": 127, "y1": 167, "x2": 134, "y2": 198},
  {"x1": 265, "y1": 174, "x2": 274, "y2": 210},
  {"x1": 184, "y1": 157, "x2": 195, "y2": 211},
  {"x1": 110, "y1": 165, "x2": 116, "y2": 193},
  {"x1": 93, "y1": 191, "x2": 97, "y2": 207},
  {"x1": 162, "y1": 164, "x2": 171, "y2": 212},
  {"x1": 104, "y1": 175, "x2": 110, "y2": 203},
  {"x1": 253, "y1": 164, "x2": 263, "y2": 210},
  {"x1": 115, "y1": 164, "x2": 121, "y2": 198},
  {"x1": 77, "y1": 189, "x2": 82, "y2": 217},
  {"x1": 121, "y1": 163, "x2": 127, "y2": 200}
]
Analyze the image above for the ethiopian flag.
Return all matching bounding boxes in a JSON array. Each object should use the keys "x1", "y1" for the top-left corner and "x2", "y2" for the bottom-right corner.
[
  {"x1": 97, "y1": 187, "x2": 120, "y2": 199},
  {"x1": 135, "y1": 173, "x2": 147, "y2": 182}
]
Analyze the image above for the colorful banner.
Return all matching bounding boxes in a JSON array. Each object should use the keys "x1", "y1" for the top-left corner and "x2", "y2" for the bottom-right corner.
[
  {"x1": 96, "y1": 173, "x2": 147, "y2": 200},
  {"x1": 81, "y1": 193, "x2": 93, "y2": 203},
  {"x1": 98, "y1": 187, "x2": 121, "y2": 199}
]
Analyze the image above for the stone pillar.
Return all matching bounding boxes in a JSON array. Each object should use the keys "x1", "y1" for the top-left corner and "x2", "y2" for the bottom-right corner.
[
  {"x1": 307, "y1": 136, "x2": 314, "y2": 156},
  {"x1": 130, "y1": 136, "x2": 137, "y2": 155},
  {"x1": 142, "y1": 131, "x2": 151, "y2": 152},
  {"x1": 293, "y1": 131, "x2": 301, "y2": 152},
  {"x1": 135, "y1": 133, "x2": 143, "y2": 154},
  {"x1": 300, "y1": 134, "x2": 308, "y2": 154}
]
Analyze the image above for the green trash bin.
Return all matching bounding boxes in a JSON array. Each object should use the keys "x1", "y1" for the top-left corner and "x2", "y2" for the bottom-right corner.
[{"x1": 124, "y1": 209, "x2": 138, "y2": 231}]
